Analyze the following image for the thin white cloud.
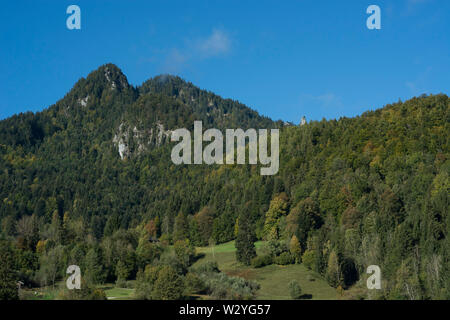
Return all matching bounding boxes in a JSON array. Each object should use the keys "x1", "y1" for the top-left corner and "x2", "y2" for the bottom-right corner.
[
  {"x1": 196, "y1": 29, "x2": 231, "y2": 58},
  {"x1": 159, "y1": 29, "x2": 232, "y2": 73}
]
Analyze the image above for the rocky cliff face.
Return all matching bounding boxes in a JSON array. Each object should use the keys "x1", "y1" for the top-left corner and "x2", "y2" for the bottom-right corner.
[{"x1": 113, "y1": 121, "x2": 173, "y2": 160}]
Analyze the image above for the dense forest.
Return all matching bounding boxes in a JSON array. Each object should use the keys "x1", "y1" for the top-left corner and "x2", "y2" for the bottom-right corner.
[{"x1": 0, "y1": 64, "x2": 448, "y2": 300}]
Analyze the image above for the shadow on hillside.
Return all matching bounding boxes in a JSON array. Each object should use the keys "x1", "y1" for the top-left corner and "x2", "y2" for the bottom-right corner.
[
  {"x1": 299, "y1": 294, "x2": 313, "y2": 300},
  {"x1": 192, "y1": 253, "x2": 206, "y2": 263}
]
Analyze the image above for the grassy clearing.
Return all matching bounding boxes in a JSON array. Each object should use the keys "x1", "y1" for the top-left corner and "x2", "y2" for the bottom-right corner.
[
  {"x1": 20, "y1": 286, "x2": 61, "y2": 300},
  {"x1": 21, "y1": 282, "x2": 136, "y2": 300},
  {"x1": 197, "y1": 240, "x2": 264, "y2": 254},
  {"x1": 249, "y1": 264, "x2": 337, "y2": 300},
  {"x1": 194, "y1": 241, "x2": 337, "y2": 300},
  {"x1": 22, "y1": 241, "x2": 336, "y2": 300},
  {"x1": 101, "y1": 286, "x2": 135, "y2": 300},
  {"x1": 20, "y1": 281, "x2": 71, "y2": 300}
]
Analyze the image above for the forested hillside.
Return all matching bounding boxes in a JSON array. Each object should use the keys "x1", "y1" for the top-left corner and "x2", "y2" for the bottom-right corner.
[{"x1": 0, "y1": 64, "x2": 448, "y2": 300}]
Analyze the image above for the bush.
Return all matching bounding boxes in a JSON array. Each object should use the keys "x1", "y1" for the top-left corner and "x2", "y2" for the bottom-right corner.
[
  {"x1": 274, "y1": 252, "x2": 294, "y2": 265},
  {"x1": 201, "y1": 272, "x2": 260, "y2": 300},
  {"x1": 192, "y1": 261, "x2": 220, "y2": 274},
  {"x1": 301, "y1": 250, "x2": 316, "y2": 270},
  {"x1": 135, "y1": 268, "x2": 155, "y2": 300},
  {"x1": 58, "y1": 280, "x2": 107, "y2": 300},
  {"x1": 90, "y1": 289, "x2": 108, "y2": 300},
  {"x1": 135, "y1": 280, "x2": 153, "y2": 300},
  {"x1": 158, "y1": 251, "x2": 187, "y2": 275},
  {"x1": 288, "y1": 280, "x2": 302, "y2": 299},
  {"x1": 115, "y1": 278, "x2": 127, "y2": 288},
  {"x1": 184, "y1": 272, "x2": 206, "y2": 294},
  {"x1": 261, "y1": 240, "x2": 288, "y2": 257},
  {"x1": 251, "y1": 254, "x2": 273, "y2": 268},
  {"x1": 143, "y1": 265, "x2": 164, "y2": 284},
  {"x1": 135, "y1": 265, "x2": 185, "y2": 300},
  {"x1": 152, "y1": 266, "x2": 185, "y2": 300}
]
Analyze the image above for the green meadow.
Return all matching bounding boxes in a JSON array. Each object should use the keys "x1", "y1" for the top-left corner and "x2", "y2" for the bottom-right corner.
[
  {"x1": 101, "y1": 286, "x2": 135, "y2": 300},
  {"x1": 21, "y1": 241, "x2": 337, "y2": 300},
  {"x1": 194, "y1": 241, "x2": 337, "y2": 300}
]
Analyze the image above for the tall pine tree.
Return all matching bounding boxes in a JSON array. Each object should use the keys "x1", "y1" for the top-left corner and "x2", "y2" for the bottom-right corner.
[
  {"x1": 235, "y1": 206, "x2": 256, "y2": 265},
  {"x1": 0, "y1": 240, "x2": 18, "y2": 300}
]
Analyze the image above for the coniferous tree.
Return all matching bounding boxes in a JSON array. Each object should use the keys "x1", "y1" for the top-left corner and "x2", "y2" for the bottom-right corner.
[
  {"x1": 84, "y1": 247, "x2": 106, "y2": 285},
  {"x1": 173, "y1": 212, "x2": 188, "y2": 241},
  {"x1": 0, "y1": 240, "x2": 19, "y2": 300},
  {"x1": 235, "y1": 207, "x2": 256, "y2": 265}
]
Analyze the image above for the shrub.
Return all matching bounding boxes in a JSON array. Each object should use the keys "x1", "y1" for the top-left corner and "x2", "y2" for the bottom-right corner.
[
  {"x1": 144, "y1": 265, "x2": 164, "y2": 284},
  {"x1": 201, "y1": 272, "x2": 260, "y2": 300},
  {"x1": 251, "y1": 254, "x2": 273, "y2": 268},
  {"x1": 134, "y1": 280, "x2": 153, "y2": 300},
  {"x1": 184, "y1": 272, "x2": 206, "y2": 294},
  {"x1": 158, "y1": 251, "x2": 187, "y2": 274},
  {"x1": 90, "y1": 289, "x2": 108, "y2": 300},
  {"x1": 152, "y1": 266, "x2": 185, "y2": 300},
  {"x1": 288, "y1": 280, "x2": 302, "y2": 299},
  {"x1": 58, "y1": 280, "x2": 107, "y2": 300},
  {"x1": 193, "y1": 261, "x2": 220, "y2": 274},
  {"x1": 261, "y1": 240, "x2": 288, "y2": 257},
  {"x1": 301, "y1": 250, "x2": 316, "y2": 270},
  {"x1": 274, "y1": 252, "x2": 294, "y2": 265},
  {"x1": 135, "y1": 265, "x2": 185, "y2": 300},
  {"x1": 115, "y1": 277, "x2": 127, "y2": 288},
  {"x1": 135, "y1": 268, "x2": 154, "y2": 300}
]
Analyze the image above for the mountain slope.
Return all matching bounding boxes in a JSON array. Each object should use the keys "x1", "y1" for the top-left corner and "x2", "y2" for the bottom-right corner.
[{"x1": 0, "y1": 64, "x2": 448, "y2": 300}]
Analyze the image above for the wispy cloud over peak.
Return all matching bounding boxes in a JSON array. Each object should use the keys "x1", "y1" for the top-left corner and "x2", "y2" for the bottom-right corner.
[
  {"x1": 158, "y1": 28, "x2": 232, "y2": 73},
  {"x1": 196, "y1": 29, "x2": 231, "y2": 58}
]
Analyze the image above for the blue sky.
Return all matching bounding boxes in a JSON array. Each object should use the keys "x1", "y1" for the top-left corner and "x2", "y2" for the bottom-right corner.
[{"x1": 0, "y1": 0, "x2": 449, "y2": 123}]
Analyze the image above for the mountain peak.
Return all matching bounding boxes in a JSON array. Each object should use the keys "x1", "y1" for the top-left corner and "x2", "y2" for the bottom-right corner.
[
  {"x1": 60, "y1": 64, "x2": 134, "y2": 114},
  {"x1": 86, "y1": 63, "x2": 130, "y2": 91}
]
